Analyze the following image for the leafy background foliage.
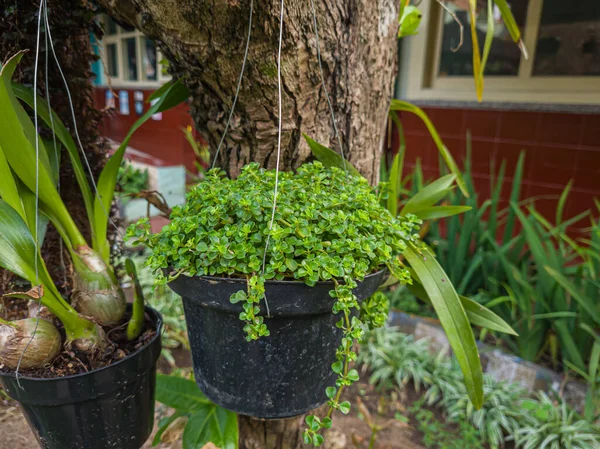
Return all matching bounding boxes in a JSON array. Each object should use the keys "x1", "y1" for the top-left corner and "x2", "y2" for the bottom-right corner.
[{"x1": 359, "y1": 327, "x2": 600, "y2": 449}]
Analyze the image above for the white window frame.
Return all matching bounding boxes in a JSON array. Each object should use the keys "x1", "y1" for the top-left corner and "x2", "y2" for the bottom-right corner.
[
  {"x1": 398, "y1": 0, "x2": 600, "y2": 105},
  {"x1": 99, "y1": 15, "x2": 171, "y2": 88}
]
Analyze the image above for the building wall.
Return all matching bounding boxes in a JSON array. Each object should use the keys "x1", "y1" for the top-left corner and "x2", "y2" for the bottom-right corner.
[
  {"x1": 395, "y1": 107, "x2": 600, "y2": 220},
  {"x1": 93, "y1": 87, "x2": 198, "y2": 171}
]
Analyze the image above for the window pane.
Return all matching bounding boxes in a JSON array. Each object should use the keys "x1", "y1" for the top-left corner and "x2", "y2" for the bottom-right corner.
[
  {"x1": 533, "y1": 0, "x2": 600, "y2": 76},
  {"x1": 122, "y1": 37, "x2": 138, "y2": 81},
  {"x1": 438, "y1": 1, "x2": 529, "y2": 77},
  {"x1": 142, "y1": 38, "x2": 158, "y2": 81},
  {"x1": 106, "y1": 43, "x2": 118, "y2": 77},
  {"x1": 105, "y1": 16, "x2": 117, "y2": 35}
]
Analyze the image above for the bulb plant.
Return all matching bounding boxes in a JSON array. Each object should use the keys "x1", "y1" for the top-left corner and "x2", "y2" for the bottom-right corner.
[{"x1": 0, "y1": 51, "x2": 189, "y2": 370}]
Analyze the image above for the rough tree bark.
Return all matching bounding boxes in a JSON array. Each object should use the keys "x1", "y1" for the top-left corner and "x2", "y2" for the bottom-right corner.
[
  {"x1": 0, "y1": 0, "x2": 111, "y2": 300},
  {"x1": 99, "y1": 0, "x2": 399, "y2": 183},
  {"x1": 98, "y1": 1, "x2": 399, "y2": 447}
]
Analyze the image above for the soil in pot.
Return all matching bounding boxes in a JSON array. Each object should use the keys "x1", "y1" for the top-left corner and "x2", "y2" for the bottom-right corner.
[
  {"x1": 168, "y1": 269, "x2": 386, "y2": 419},
  {"x1": 0, "y1": 306, "x2": 162, "y2": 449}
]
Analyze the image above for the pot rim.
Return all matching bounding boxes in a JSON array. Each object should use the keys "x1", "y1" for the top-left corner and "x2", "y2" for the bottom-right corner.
[
  {"x1": 178, "y1": 267, "x2": 387, "y2": 286},
  {"x1": 0, "y1": 305, "x2": 162, "y2": 383}
]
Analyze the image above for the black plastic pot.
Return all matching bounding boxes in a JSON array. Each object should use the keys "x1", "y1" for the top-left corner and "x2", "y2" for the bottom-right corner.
[
  {"x1": 168, "y1": 270, "x2": 386, "y2": 419},
  {"x1": 0, "y1": 306, "x2": 162, "y2": 449}
]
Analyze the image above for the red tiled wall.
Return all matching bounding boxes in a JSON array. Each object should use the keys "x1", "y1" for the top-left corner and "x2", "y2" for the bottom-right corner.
[{"x1": 394, "y1": 107, "x2": 600, "y2": 221}]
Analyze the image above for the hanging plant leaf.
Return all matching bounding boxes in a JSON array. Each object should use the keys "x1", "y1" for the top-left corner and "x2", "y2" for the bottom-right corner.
[
  {"x1": 406, "y1": 273, "x2": 517, "y2": 335},
  {"x1": 12, "y1": 83, "x2": 95, "y2": 232},
  {"x1": 400, "y1": 174, "x2": 456, "y2": 216},
  {"x1": 0, "y1": 53, "x2": 84, "y2": 249},
  {"x1": 493, "y1": 0, "x2": 528, "y2": 59},
  {"x1": 303, "y1": 134, "x2": 361, "y2": 178},
  {"x1": 387, "y1": 152, "x2": 403, "y2": 217},
  {"x1": 404, "y1": 245, "x2": 484, "y2": 409},
  {"x1": 0, "y1": 144, "x2": 23, "y2": 218},
  {"x1": 93, "y1": 79, "x2": 191, "y2": 262},
  {"x1": 389, "y1": 100, "x2": 468, "y2": 196},
  {"x1": 0, "y1": 200, "x2": 55, "y2": 291},
  {"x1": 411, "y1": 205, "x2": 472, "y2": 221}
]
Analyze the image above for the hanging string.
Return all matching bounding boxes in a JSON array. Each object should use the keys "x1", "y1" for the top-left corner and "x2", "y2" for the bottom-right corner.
[
  {"x1": 43, "y1": 3, "x2": 122, "y2": 238},
  {"x1": 210, "y1": 0, "x2": 254, "y2": 169},
  {"x1": 43, "y1": 2, "x2": 67, "y2": 287},
  {"x1": 309, "y1": 0, "x2": 347, "y2": 173},
  {"x1": 260, "y1": 0, "x2": 285, "y2": 318},
  {"x1": 16, "y1": 0, "x2": 45, "y2": 388}
]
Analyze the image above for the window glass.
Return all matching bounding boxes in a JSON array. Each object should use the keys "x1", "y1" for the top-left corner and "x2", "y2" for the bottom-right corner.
[
  {"x1": 106, "y1": 43, "x2": 118, "y2": 77},
  {"x1": 143, "y1": 38, "x2": 158, "y2": 81},
  {"x1": 122, "y1": 37, "x2": 138, "y2": 81},
  {"x1": 533, "y1": 0, "x2": 600, "y2": 76},
  {"x1": 438, "y1": 1, "x2": 529, "y2": 77}
]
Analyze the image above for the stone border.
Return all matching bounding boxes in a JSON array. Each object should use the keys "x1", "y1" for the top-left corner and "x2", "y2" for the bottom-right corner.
[{"x1": 388, "y1": 311, "x2": 588, "y2": 411}]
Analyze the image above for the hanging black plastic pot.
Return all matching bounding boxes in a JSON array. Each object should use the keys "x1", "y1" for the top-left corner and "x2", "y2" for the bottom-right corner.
[
  {"x1": 168, "y1": 270, "x2": 386, "y2": 419},
  {"x1": 0, "y1": 306, "x2": 162, "y2": 449}
]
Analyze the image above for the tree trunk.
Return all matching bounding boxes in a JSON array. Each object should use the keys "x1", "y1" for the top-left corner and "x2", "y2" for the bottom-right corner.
[
  {"x1": 99, "y1": 0, "x2": 399, "y2": 446},
  {"x1": 0, "y1": 0, "x2": 111, "y2": 299},
  {"x1": 99, "y1": 0, "x2": 398, "y2": 183}
]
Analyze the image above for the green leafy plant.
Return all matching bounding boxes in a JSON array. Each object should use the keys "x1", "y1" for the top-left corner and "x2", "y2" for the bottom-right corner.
[
  {"x1": 360, "y1": 327, "x2": 600, "y2": 449},
  {"x1": 0, "y1": 51, "x2": 189, "y2": 366},
  {"x1": 117, "y1": 162, "x2": 149, "y2": 200},
  {"x1": 490, "y1": 198, "x2": 599, "y2": 372},
  {"x1": 359, "y1": 328, "x2": 437, "y2": 393},
  {"x1": 410, "y1": 402, "x2": 484, "y2": 449},
  {"x1": 512, "y1": 393, "x2": 600, "y2": 449},
  {"x1": 442, "y1": 377, "x2": 524, "y2": 449},
  {"x1": 128, "y1": 161, "x2": 421, "y2": 443},
  {"x1": 153, "y1": 373, "x2": 238, "y2": 449},
  {"x1": 358, "y1": 327, "x2": 462, "y2": 405}
]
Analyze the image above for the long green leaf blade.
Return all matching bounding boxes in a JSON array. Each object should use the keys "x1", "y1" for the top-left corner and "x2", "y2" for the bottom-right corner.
[
  {"x1": 401, "y1": 174, "x2": 456, "y2": 216},
  {"x1": 480, "y1": 0, "x2": 495, "y2": 76},
  {"x1": 407, "y1": 279, "x2": 517, "y2": 335},
  {"x1": 389, "y1": 100, "x2": 468, "y2": 196},
  {"x1": 387, "y1": 152, "x2": 403, "y2": 216},
  {"x1": 545, "y1": 266, "x2": 600, "y2": 327},
  {"x1": 0, "y1": 200, "x2": 38, "y2": 281},
  {"x1": 493, "y1": 0, "x2": 528, "y2": 58},
  {"x1": 502, "y1": 151, "x2": 525, "y2": 244},
  {"x1": 12, "y1": 82, "x2": 95, "y2": 230},
  {"x1": 414, "y1": 205, "x2": 472, "y2": 221},
  {"x1": 0, "y1": 144, "x2": 24, "y2": 218},
  {"x1": 94, "y1": 80, "x2": 191, "y2": 261},
  {"x1": 404, "y1": 245, "x2": 483, "y2": 408},
  {"x1": 0, "y1": 56, "x2": 81, "y2": 247},
  {"x1": 554, "y1": 320, "x2": 586, "y2": 371},
  {"x1": 303, "y1": 134, "x2": 361, "y2": 178}
]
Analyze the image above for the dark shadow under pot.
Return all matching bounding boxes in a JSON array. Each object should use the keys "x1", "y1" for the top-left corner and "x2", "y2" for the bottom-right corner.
[
  {"x1": 0, "y1": 306, "x2": 162, "y2": 449},
  {"x1": 168, "y1": 270, "x2": 385, "y2": 419}
]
